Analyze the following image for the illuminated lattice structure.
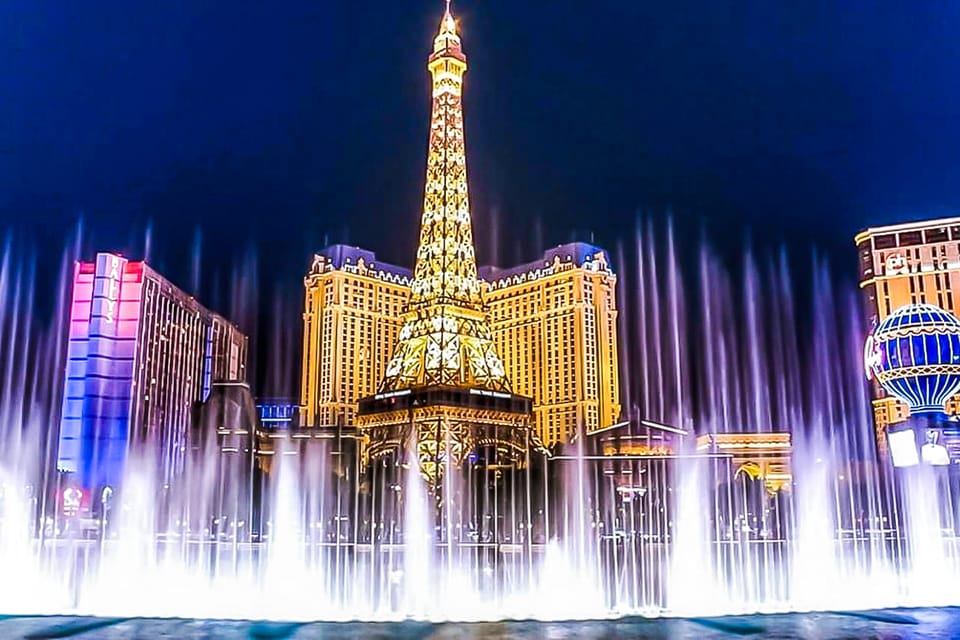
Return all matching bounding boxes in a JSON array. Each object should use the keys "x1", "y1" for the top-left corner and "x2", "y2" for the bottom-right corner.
[
  {"x1": 865, "y1": 303, "x2": 960, "y2": 414},
  {"x1": 299, "y1": 6, "x2": 621, "y2": 451},
  {"x1": 357, "y1": 4, "x2": 536, "y2": 483},
  {"x1": 378, "y1": 6, "x2": 506, "y2": 394},
  {"x1": 300, "y1": 243, "x2": 622, "y2": 448}
]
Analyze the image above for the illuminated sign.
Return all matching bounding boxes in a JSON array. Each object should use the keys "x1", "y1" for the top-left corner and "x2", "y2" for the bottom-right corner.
[
  {"x1": 62, "y1": 488, "x2": 84, "y2": 517},
  {"x1": 921, "y1": 429, "x2": 950, "y2": 466},
  {"x1": 103, "y1": 255, "x2": 122, "y2": 323},
  {"x1": 604, "y1": 445, "x2": 673, "y2": 457},
  {"x1": 863, "y1": 334, "x2": 882, "y2": 380},
  {"x1": 887, "y1": 424, "x2": 960, "y2": 468},
  {"x1": 469, "y1": 389, "x2": 512, "y2": 400},
  {"x1": 374, "y1": 389, "x2": 412, "y2": 400},
  {"x1": 888, "y1": 429, "x2": 920, "y2": 468},
  {"x1": 885, "y1": 252, "x2": 909, "y2": 276}
]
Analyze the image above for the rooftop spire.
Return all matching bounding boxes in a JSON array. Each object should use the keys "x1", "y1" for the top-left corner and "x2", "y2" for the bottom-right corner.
[
  {"x1": 433, "y1": 0, "x2": 463, "y2": 61},
  {"x1": 440, "y1": 0, "x2": 456, "y2": 34},
  {"x1": 359, "y1": 0, "x2": 529, "y2": 487}
]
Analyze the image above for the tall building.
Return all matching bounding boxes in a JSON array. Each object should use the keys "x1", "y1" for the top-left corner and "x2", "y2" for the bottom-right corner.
[
  {"x1": 482, "y1": 244, "x2": 620, "y2": 445},
  {"x1": 57, "y1": 253, "x2": 247, "y2": 491},
  {"x1": 356, "y1": 4, "x2": 533, "y2": 482},
  {"x1": 300, "y1": 246, "x2": 411, "y2": 428},
  {"x1": 301, "y1": 246, "x2": 620, "y2": 451},
  {"x1": 299, "y1": 6, "x2": 621, "y2": 452},
  {"x1": 856, "y1": 216, "x2": 960, "y2": 452}
]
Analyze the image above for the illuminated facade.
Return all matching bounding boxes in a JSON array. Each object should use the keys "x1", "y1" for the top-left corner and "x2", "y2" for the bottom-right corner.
[
  {"x1": 482, "y1": 244, "x2": 620, "y2": 445},
  {"x1": 57, "y1": 253, "x2": 247, "y2": 490},
  {"x1": 856, "y1": 217, "x2": 960, "y2": 452},
  {"x1": 300, "y1": 242, "x2": 621, "y2": 449},
  {"x1": 695, "y1": 433, "x2": 793, "y2": 493},
  {"x1": 256, "y1": 399, "x2": 299, "y2": 430},
  {"x1": 299, "y1": 5, "x2": 621, "y2": 459},
  {"x1": 300, "y1": 246, "x2": 411, "y2": 428}
]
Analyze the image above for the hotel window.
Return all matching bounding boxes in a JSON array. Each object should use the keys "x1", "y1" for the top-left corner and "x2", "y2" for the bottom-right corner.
[
  {"x1": 897, "y1": 231, "x2": 923, "y2": 247},
  {"x1": 874, "y1": 234, "x2": 897, "y2": 250}
]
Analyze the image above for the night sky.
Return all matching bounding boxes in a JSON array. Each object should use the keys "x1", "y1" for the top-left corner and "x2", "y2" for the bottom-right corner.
[{"x1": 3, "y1": 0, "x2": 959, "y2": 311}]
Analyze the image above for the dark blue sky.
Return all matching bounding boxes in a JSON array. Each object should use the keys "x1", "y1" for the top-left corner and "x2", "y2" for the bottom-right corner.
[{"x1": 3, "y1": 0, "x2": 960, "y2": 289}]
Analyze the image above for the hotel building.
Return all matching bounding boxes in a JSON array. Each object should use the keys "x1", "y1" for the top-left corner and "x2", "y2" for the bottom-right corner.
[
  {"x1": 57, "y1": 253, "x2": 247, "y2": 491},
  {"x1": 482, "y1": 244, "x2": 620, "y2": 446},
  {"x1": 856, "y1": 216, "x2": 960, "y2": 452},
  {"x1": 299, "y1": 246, "x2": 411, "y2": 430},
  {"x1": 300, "y1": 241, "x2": 620, "y2": 448}
]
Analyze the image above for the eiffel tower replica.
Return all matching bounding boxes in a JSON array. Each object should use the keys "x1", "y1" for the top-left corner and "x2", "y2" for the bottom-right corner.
[{"x1": 357, "y1": 2, "x2": 535, "y2": 484}]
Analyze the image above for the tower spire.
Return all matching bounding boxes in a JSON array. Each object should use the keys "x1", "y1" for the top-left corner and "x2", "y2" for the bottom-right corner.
[
  {"x1": 443, "y1": 0, "x2": 455, "y2": 31},
  {"x1": 378, "y1": 2, "x2": 510, "y2": 393},
  {"x1": 432, "y1": 0, "x2": 464, "y2": 63},
  {"x1": 358, "y1": 3, "x2": 534, "y2": 486}
]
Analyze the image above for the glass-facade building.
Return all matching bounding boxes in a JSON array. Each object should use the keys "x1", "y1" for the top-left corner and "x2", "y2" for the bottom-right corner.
[{"x1": 56, "y1": 253, "x2": 247, "y2": 492}]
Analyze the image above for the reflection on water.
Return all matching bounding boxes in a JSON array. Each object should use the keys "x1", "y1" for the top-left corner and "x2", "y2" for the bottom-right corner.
[{"x1": 2, "y1": 608, "x2": 960, "y2": 640}]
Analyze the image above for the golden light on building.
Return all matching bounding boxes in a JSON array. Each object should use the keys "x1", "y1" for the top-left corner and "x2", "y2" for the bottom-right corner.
[
  {"x1": 299, "y1": 248, "x2": 409, "y2": 429},
  {"x1": 298, "y1": 4, "x2": 622, "y2": 470},
  {"x1": 855, "y1": 216, "x2": 960, "y2": 453},
  {"x1": 300, "y1": 243, "x2": 621, "y2": 448},
  {"x1": 355, "y1": 3, "x2": 535, "y2": 483},
  {"x1": 379, "y1": 4, "x2": 507, "y2": 396},
  {"x1": 696, "y1": 433, "x2": 793, "y2": 494},
  {"x1": 483, "y1": 247, "x2": 620, "y2": 445}
]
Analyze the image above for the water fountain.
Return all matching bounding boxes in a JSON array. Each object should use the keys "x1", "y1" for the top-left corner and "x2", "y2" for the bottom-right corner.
[{"x1": 0, "y1": 219, "x2": 959, "y2": 630}]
